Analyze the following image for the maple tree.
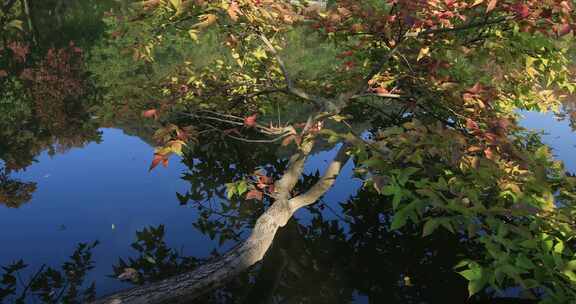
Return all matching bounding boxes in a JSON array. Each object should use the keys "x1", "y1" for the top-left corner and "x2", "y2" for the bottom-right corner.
[
  {"x1": 1, "y1": 0, "x2": 110, "y2": 174},
  {"x1": 0, "y1": 40, "x2": 101, "y2": 172},
  {"x1": 60, "y1": 0, "x2": 576, "y2": 303}
]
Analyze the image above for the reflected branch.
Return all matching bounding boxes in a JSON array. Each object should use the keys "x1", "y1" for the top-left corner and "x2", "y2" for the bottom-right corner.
[{"x1": 93, "y1": 138, "x2": 352, "y2": 304}]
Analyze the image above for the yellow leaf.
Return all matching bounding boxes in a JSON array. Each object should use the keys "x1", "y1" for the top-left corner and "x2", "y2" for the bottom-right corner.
[
  {"x1": 169, "y1": 0, "x2": 182, "y2": 14},
  {"x1": 188, "y1": 30, "x2": 198, "y2": 41},
  {"x1": 417, "y1": 47, "x2": 430, "y2": 62},
  {"x1": 154, "y1": 146, "x2": 172, "y2": 156},
  {"x1": 525, "y1": 57, "x2": 539, "y2": 78},
  {"x1": 6, "y1": 20, "x2": 23, "y2": 31},
  {"x1": 193, "y1": 14, "x2": 218, "y2": 29},
  {"x1": 471, "y1": 0, "x2": 484, "y2": 7},
  {"x1": 168, "y1": 140, "x2": 186, "y2": 156},
  {"x1": 331, "y1": 115, "x2": 351, "y2": 122},
  {"x1": 253, "y1": 48, "x2": 267, "y2": 60}
]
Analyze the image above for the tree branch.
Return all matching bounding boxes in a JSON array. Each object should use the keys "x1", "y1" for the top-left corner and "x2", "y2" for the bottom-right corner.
[
  {"x1": 92, "y1": 137, "x2": 351, "y2": 304},
  {"x1": 288, "y1": 143, "x2": 350, "y2": 210},
  {"x1": 259, "y1": 33, "x2": 326, "y2": 109}
]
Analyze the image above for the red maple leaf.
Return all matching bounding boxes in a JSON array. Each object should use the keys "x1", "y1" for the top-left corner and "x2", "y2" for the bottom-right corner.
[
  {"x1": 336, "y1": 50, "x2": 354, "y2": 59},
  {"x1": 554, "y1": 23, "x2": 572, "y2": 37},
  {"x1": 484, "y1": 147, "x2": 496, "y2": 160},
  {"x1": 374, "y1": 87, "x2": 389, "y2": 96},
  {"x1": 149, "y1": 154, "x2": 169, "y2": 171},
  {"x1": 243, "y1": 114, "x2": 258, "y2": 128}
]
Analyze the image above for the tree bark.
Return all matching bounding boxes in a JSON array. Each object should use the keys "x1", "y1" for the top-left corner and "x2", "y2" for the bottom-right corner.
[
  {"x1": 92, "y1": 142, "x2": 350, "y2": 304},
  {"x1": 240, "y1": 221, "x2": 295, "y2": 304}
]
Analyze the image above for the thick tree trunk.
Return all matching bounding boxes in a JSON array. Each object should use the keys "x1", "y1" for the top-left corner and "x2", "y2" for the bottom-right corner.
[
  {"x1": 240, "y1": 221, "x2": 295, "y2": 304},
  {"x1": 93, "y1": 142, "x2": 350, "y2": 304}
]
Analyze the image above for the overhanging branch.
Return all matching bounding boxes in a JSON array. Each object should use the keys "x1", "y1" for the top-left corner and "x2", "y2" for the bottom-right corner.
[{"x1": 92, "y1": 138, "x2": 351, "y2": 304}]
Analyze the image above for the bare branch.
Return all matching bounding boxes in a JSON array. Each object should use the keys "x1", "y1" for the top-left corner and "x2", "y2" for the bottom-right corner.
[
  {"x1": 350, "y1": 93, "x2": 404, "y2": 100},
  {"x1": 91, "y1": 134, "x2": 354, "y2": 304},
  {"x1": 289, "y1": 143, "x2": 351, "y2": 210},
  {"x1": 180, "y1": 112, "x2": 295, "y2": 137}
]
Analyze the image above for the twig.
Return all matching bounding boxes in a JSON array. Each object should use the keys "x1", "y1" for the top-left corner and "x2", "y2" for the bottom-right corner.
[
  {"x1": 259, "y1": 34, "x2": 293, "y2": 92},
  {"x1": 16, "y1": 264, "x2": 46, "y2": 301},
  {"x1": 199, "y1": 123, "x2": 293, "y2": 144},
  {"x1": 341, "y1": 120, "x2": 390, "y2": 158},
  {"x1": 350, "y1": 93, "x2": 404, "y2": 100},
  {"x1": 318, "y1": 199, "x2": 354, "y2": 225}
]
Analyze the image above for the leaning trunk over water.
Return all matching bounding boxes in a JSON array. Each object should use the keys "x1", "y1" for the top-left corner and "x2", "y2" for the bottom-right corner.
[{"x1": 93, "y1": 141, "x2": 350, "y2": 304}]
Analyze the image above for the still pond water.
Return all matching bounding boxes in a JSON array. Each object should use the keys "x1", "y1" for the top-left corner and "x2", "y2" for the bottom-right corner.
[
  {"x1": 0, "y1": 110, "x2": 574, "y2": 303},
  {"x1": 0, "y1": 121, "x2": 363, "y2": 301},
  {"x1": 1, "y1": 1, "x2": 575, "y2": 302}
]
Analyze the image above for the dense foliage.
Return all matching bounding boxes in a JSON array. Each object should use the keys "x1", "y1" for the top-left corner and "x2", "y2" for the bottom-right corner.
[
  {"x1": 1, "y1": 0, "x2": 576, "y2": 303},
  {"x1": 0, "y1": 0, "x2": 103, "y2": 173},
  {"x1": 87, "y1": 0, "x2": 576, "y2": 302},
  {"x1": 0, "y1": 242, "x2": 99, "y2": 303}
]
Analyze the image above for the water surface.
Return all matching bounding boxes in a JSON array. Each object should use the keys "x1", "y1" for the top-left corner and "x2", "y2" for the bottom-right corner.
[{"x1": 1, "y1": 112, "x2": 574, "y2": 302}]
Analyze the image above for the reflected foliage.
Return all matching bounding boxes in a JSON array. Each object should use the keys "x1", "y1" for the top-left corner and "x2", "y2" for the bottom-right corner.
[
  {"x1": 0, "y1": 168, "x2": 36, "y2": 208},
  {"x1": 178, "y1": 133, "x2": 289, "y2": 244},
  {"x1": 1, "y1": 0, "x2": 576, "y2": 302},
  {"x1": 0, "y1": 151, "x2": 552, "y2": 303},
  {"x1": 113, "y1": 225, "x2": 198, "y2": 285},
  {"x1": 0, "y1": 0, "x2": 102, "y2": 187},
  {"x1": 558, "y1": 97, "x2": 576, "y2": 132},
  {"x1": 0, "y1": 55, "x2": 101, "y2": 172},
  {"x1": 110, "y1": 188, "x2": 545, "y2": 303},
  {"x1": 112, "y1": 148, "x2": 542, "y2": 304},
  {"x1": 0, "y1": 241, "x2": 98, "y2": 304},
  {"x1": 29, "y1": 0, "x2": 117, "y2": 49}
]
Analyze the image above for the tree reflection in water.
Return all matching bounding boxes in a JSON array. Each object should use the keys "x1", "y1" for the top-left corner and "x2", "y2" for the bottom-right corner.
[
  {"x1": 0, "y1": 169, "x2": 36, "y2": 208},
  {"x1": 0, "y1": 42, "x2": 101, "y2": 207},
  {"x1": 0, "y1": 135, "x2": 540, "y2": 303},
  {"x1": 0, "y1": 87, "x2": 553, "y2": 302},
  {"x1": 0, "y1": 94, "x2": 101, "y2": 207},
  {"x1": 0, "y1": 79, "x2": 560, "y2": 302}
]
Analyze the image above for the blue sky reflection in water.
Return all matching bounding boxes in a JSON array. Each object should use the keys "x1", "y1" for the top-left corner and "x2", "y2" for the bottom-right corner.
[
  {"x1": 0, "y1": 128, "x2": 219, "y2": 294},
  {"x1": 0, "y1": 128, "x2": 361, "y2": 296},
  {"x1": 0, "y1": 111, "x2": 574, "y2": 299},
  {"x1": 520, "y1": 111, "x2": 576, "y2": 173}
]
